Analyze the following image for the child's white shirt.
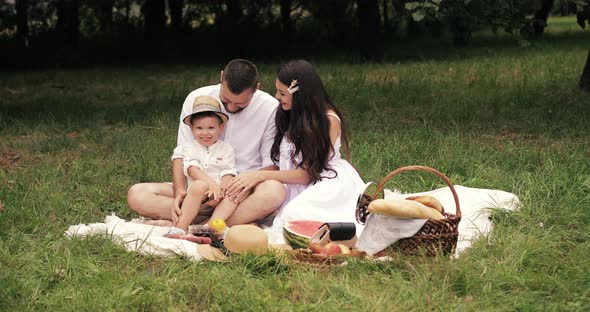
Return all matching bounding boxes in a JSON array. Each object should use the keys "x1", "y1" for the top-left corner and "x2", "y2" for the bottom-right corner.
[{"x1": 181, "y1": 139, "x2": 237, "y2": 186}]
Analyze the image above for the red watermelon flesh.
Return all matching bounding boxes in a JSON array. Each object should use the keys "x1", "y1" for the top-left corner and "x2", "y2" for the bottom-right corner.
[
  {"x1": 286, "y1": 220, "x2": 324, "y2": 237},
  {"x1": 283, "y1": 220, "x2": 325, "y2": 249}
]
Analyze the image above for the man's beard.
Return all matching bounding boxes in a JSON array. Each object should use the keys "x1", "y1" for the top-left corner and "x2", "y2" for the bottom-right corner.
[{"x1": 223, "y1": 102, "x2": 245, "y2": 114}]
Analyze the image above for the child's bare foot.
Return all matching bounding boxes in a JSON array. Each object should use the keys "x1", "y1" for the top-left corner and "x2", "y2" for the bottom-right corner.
[{"x1": 145, "y1": 219, "x2": 175, "y2": 227}]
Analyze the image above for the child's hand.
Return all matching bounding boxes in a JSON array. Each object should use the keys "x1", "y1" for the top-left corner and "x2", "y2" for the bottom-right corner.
[{"x1": 207, "y1": 183, "x2": 222, "y2": 202}]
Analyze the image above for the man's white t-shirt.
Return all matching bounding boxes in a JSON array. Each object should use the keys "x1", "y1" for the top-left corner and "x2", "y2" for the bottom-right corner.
[{"x1": 172, "y1": 84, "x2": 278, "y2": 173}]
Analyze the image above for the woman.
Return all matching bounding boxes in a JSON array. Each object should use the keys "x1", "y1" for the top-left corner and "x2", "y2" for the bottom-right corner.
[{"x1": 225, "y1": 60, "x2": 365, "y2": 242}]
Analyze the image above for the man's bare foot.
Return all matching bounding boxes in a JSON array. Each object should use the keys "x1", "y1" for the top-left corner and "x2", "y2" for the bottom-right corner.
[{"x1": 145, "y1": 219, "x2": 175, "y2": 227}]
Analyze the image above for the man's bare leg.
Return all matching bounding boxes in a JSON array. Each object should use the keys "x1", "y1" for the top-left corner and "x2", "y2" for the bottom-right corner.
[
  {"x1": 127, "y1": 183, "x2": 174, "y2": 220},
  {"x1": 225, "y1": 180, "x2": 286, "y2": 226}
]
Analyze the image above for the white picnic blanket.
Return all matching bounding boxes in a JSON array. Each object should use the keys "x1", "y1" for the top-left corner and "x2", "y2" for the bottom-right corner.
[
  {"x1": 65, "y1": 185, "x2": 520, "y2": 260},
  {"x1": 65, "y1": 215, "x2": 203, "y2": 261}
]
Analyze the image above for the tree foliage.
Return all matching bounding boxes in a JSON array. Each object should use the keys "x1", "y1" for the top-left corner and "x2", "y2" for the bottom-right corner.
[
  {"x1": 0, "y1": 0, "x2": 587, "y2": 67},
  {"x1": 401, "y1": 0, "x2": 588, "y2": 44},
  {"x1": 403, "y1": 0, "x2": 539, "y2": 44}
]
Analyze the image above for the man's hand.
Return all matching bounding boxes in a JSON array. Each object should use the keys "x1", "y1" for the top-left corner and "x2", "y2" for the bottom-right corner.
[{"x1": 172, "y1": 190, "x2": 187, "y2": 224}]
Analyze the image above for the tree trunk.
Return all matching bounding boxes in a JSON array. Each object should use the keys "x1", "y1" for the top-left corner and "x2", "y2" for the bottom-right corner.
[
  {"x1": 169, "y1": 0, "x2": 184, "y2": 31},
  {"x1": 356, "y1": 0, "x2": 383, "y2": 62},
  {"x1": 580, "y1": 49, "x2": 590, "y2": 91},
  {"x1": 15, "y1": 0, "x2": 29, "y2": 49},
  {"x1": 533, "y1": 0, "x2": 554, "y2": 37},
  {"x1": 452, "y1": 23, "x2": 472, "y2": 46},
  {"x1": 125, "y1": 0, "x2": 131, "y2": 25},
  {"x1": 97, "y1": 0, "x2": 113, "y2": 34},
  {"x1": 143, "y1": 0, "x2": 166, "y2": 41},
  {"x1": 560, "y1": 1, "x2": 568, "y2": 16},
  {"x1": 280, "y1": 0, "x2": 293, "y2": 43},
  {"x1": 55, "y1": 0, "x2": 80, "y2": 49},
  {"x1": 577, "y1": 5, "x2": 590, "y2": 29},
  {"x1": 382, "y1": 0, "x2": 391, "y2": 37},
  {"x1": 224, "y1": 0, "x2": 242, "y2": 33}
]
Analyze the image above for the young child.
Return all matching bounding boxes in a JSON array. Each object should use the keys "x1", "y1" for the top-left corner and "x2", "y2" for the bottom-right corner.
[{"x1": 169, "y1": 95, "x2": 238, "y2": 234}]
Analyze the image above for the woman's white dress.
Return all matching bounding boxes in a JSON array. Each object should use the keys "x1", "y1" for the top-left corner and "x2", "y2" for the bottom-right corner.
[{"x1": 270, "y1": 114, "x2": 366, "y2": 243}]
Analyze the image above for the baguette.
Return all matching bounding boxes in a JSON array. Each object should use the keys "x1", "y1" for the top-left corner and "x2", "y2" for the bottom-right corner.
[
  {"x1": 405, "y1": 195, "x2": 444, "y2": 213},
  {"x1": 368, "y1": 198, "x2": 444, "y2": 220}
]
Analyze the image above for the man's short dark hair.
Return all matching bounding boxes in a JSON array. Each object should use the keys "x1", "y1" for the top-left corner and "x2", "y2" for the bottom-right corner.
[{"x1": 222, "y1": 59, "x2": 258, "y2": 94}]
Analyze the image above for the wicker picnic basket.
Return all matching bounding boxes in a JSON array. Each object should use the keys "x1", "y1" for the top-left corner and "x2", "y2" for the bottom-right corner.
[
  {"x1": 289, "y1": 248, "x2": 367, "y2": 266},
  {"x1": 356, "y1": 166, "x2": 461, "y2": 256}
]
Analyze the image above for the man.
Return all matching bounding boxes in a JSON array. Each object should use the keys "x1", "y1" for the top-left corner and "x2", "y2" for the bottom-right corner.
[{"x1": 127, "y1": 59, "x2": 286, "y2": 226}]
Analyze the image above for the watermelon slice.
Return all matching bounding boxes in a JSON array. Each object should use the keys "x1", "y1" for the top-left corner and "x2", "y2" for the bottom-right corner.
[{"x1": 283, "y1": 220, "x2": 324, "y2": 249}]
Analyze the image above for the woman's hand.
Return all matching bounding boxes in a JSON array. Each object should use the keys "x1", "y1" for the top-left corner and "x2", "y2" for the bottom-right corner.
[{"x1": 225, "y1": 172, "x2": 264, "y2": 203}]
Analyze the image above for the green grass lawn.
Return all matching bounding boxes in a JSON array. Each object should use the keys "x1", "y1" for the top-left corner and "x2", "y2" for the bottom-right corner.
[{"x1": 1, "y1": 17, "x2": 589, "y2": 311}]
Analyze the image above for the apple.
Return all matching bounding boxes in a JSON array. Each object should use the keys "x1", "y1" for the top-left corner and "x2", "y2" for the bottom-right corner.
[
  {"x1": 308, "y1": 242, "x2": 323, "y2": 254},
  {"x1": 321, "y1": 242, "x2": 342, "y2": 256}
]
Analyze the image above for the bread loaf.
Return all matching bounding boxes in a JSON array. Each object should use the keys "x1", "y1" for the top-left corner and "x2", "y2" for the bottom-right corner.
[
  {"x1": 368, "y1": 198, "x2": 444, "y2": 220},
  {"x1": 405, "y1": 195, "x2": 444, "y2": 213}
]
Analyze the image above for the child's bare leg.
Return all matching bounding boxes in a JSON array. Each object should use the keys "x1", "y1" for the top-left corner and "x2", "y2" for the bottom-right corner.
[
  {"x1": 176, "y1": 181, "x2": 208, "y2": 231},
  {"x1": 209, "y1": 197, "x2": 238, "y2": 223}
]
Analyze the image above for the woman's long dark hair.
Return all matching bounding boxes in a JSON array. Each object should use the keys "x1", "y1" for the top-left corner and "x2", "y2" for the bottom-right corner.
[{"x1": 270, "y1": 60, "x2": 350, "y2": 183}]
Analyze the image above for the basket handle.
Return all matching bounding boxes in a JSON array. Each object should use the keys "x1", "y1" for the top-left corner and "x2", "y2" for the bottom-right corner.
[{"x1": 371, "y1": 165, "x2": 461, "y2": 218}]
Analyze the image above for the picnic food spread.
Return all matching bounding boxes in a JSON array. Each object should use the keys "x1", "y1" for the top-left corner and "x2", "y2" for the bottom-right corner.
[
  {"x1": 172, "y1": 166, "x2": 458, "y2": 260},
  {"x1": 285, "y1": 221, "x2": 367, "y2": 264}
]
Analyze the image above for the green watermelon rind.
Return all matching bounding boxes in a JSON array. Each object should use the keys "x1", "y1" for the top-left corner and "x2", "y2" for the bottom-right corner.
[{"x1": 283, "y1": 220, "x2": 324, "y2": 249}]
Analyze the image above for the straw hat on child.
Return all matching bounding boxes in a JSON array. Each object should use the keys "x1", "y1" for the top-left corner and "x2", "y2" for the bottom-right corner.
[{"x1": 183, "y1": 95, "x2": 229, "y2": 126}]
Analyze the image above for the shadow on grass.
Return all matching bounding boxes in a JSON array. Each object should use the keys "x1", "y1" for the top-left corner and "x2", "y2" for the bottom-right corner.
[
  {"x1": 2, "y1": 72, "x2": 588, "y2": 137},
  {"x1": 0, "y1": 99, "x2": 179, "y2": 131}
]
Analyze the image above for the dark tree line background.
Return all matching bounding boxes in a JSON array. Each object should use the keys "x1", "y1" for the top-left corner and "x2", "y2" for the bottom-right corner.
[{"x1": 0, "y1": 0, "x2": 588, "y2": 82}]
